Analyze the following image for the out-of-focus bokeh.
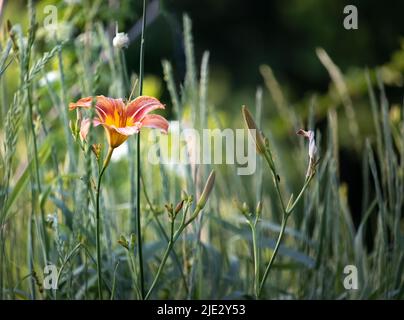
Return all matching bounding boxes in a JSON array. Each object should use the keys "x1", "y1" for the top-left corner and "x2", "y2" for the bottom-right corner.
[
  {"x1": 1, "y1": 0, "x2": 403, "y2": 300},
  {"x1": 4, "y1": 0, "x2": 404, "y2": 215}
]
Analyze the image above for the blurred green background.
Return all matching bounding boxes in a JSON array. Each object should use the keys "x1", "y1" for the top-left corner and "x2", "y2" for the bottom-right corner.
[
  {"x1": 1, "y1": 0, "x2": 403, "y2": 300},
  {"x1": 3, "y1": 0, "x2": 404, "y2": 222},
  {"x1": 5, "y1": 0, "x2": 404, "y2": 108}
]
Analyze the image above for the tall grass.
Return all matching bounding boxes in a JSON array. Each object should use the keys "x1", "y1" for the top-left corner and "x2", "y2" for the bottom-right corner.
[{"x1": 0, "y1": 1, "x2": 403, "y2": 300}]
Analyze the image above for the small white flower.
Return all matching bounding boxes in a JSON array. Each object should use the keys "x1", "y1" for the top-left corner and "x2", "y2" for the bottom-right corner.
[{"x1": 113, "y1": 32, "x2": 129, "y2": 49}]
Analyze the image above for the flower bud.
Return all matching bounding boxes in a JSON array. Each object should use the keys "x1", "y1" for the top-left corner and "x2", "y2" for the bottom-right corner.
[
  {"x1": 181, "y1": 190, "x2": 189, "y2": 201},
  {"x1": 233, "y1": 199, "x2": 244, "y2": 213},
  {"x1": 242, "y1": 202, "x2": 249, "y2": 213},
  {"x1": 91, "y1": 143, "x2": 102, "y2": 160},
  {"x1": 242, "y1": 106, "x2": 266, "y2": 154},
  {"x1": 256, "y1": 201, "x2": 263, "y2": 216},
  {"x1": 196, "y1": 170, "x2": 216, "y2": 209},
  {"x1": 233, "y1": 199, "x2": 251, "y2": 218},
  {"x1": 113, "y1": 32, "x2": 129, "y2": 49},
  {"x1": 165, "y1": 203, "x2": 175, "y2": 221},
  {"x1": 175, "y1": 200, "x2": 185, "y2": 215},
  {"x1": 118, "y1": 235, "x2": 129, "y2": 250}
]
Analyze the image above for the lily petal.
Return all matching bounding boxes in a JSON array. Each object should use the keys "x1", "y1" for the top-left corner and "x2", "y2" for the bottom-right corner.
[
  {"x1": 80, "y1": 118, "x2": 91, "y2": 141},
  {"x1": 70, "y1": 95, "x2": 169, "y2": 149},
  {"x1": 102, "y1": 124, "x2": 129, "y2": 148},
  {"x1": 114, "y1": 125, "x2": 140, "y2": 136},
  {"x1": 80, "y1": 118, "x2": 102, "y2": 140},
  {"x1": 69, "y1": 96, "x2": 125, "y2": 122},
  {"x1": 141, "y1": 114, "x2": 169, "y2": 134},
  {"x1": 126, "y1": 96, "x2": 165, "y2": 121},
  {"x1": 69, "y1": 96, "x2": 93, "y2": 110}
]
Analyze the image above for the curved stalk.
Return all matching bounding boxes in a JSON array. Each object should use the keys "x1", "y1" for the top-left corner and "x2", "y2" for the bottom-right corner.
[
  {"x1": 136, "y1": 0, "x2": 147, "y2": 299},
  {"x1": 251, "y1": 222, "x2": 260, "y2": 298},
  {"x1": 145, "y1": 220, "x2": 174, "y2": 300},
  {"x1": 263, "y1": 150, "x2": 286, "y2": 212},
  {"x1": 258, "y1": 215, "x2": 288, "y2": 298},
  {"x1": 95, "y1": 147, "x2": 113, "y2": 299},
  {"x1": 145, "y1": 203, "x2": 198, "y2": 300},
  {"x1": 258, "y1": 147, "x2": 315, "y2": 298},
  {"x1": 141, "y1": 177, "x2": 189, "y2": 295},
  {"x1": 286, "y1": 174, "x2": 314, "y2": 214}
]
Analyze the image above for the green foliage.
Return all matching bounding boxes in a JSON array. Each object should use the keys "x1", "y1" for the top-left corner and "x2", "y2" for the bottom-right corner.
[{"x1": 0, "y1": 1, "x2": 403, "y2": 300}]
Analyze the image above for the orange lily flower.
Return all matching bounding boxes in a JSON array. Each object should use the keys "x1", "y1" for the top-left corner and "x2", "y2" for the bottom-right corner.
[{"x1": 69, "y1": 95, "x2": 169, "y2": 148}]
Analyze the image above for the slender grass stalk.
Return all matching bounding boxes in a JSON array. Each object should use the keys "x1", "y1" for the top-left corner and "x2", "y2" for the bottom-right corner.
[
  {"x1": 255, "y1": 87, "x2": 263, "y2": 203},
  {"x1": 258, "y1": 153, "x2": 315, "y2": 298},
  {"x1": 110, "y1": 261, "x2": 120, "y2": 300},
  {"x1": 28, "y1": 207, "x2": 36, "y2": 299},
  {"x1": 95, "y1": 147, "x2": 113, "y2": 299},
  {"x1": 250, "y1": 222, "x2": 260, "y2": 298},
  {"x1": 258, "y1": 214, "x2": 287, "y2": 297},
  {"x1": 145, "y1": 218, "x2": 175, "y2": 300},
  {"x1": 145, "y1": 171, "x2": 215, "y2": 299},
  {"x1": 263, "y1": 148, "x2": 286, "y2": 213},
  {"x1": 23, "y1": 1, "x2": 47, "y2": 297},
  {"x1": 145, "y1": 205, "x2": 196, "y2": 300},
  {"x1": 57, "y1": 43, "x2": 76, "y2": 173},
  {"x1": 27, "y1": 80, "x2": 49, "y2": 262},
  {"x1": 135, "y1": 0, "x2": 147, "y2": 300},
  {"x1": 145, "y1": 203, "x2": 197, "y2": 300},
  {"x1": 141, "y1": 177, "x2": 189, "y2": 294}
]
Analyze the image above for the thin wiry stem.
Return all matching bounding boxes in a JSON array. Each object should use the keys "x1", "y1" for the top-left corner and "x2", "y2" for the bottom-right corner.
[
  {"x1": 258, "y1": 214, "x2": 288, "y2": 298},
  {"x1": 136, "y1": 0, "x2": 147, "y2": 300},
  {"x1": 95, "y1": 147, "x2": 113, "y2": 299},
  {"x1": 263, "y1": 150, "x2": 286, "y2": 213},
  {"x1": 145, "y1": 220, "x2": 175, "y2": 300},
  {"x1": 250, "y1": 221, "x2": 260, "y2": 298},
  {"x1": 145, "y1": 202, "x2": 201, "y2": 300},
  {"x1": 141, "y1": 176, "x2": 189, "y2": 295},
  {"x1": 258, "y1": 147, "x2": 315, "y2": 298},
  {"x1": 24, "y1": 1, "x2": 48, "y2": 297}
]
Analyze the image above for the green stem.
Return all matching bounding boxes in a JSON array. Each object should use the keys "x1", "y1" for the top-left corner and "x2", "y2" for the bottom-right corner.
[
  {"x1": 258, "y1": 214, "x2": 288, "y2": 298},
  {"x1": 286, "y1": 174, "x2": 314, "y2": 214},
  {"x1": 145, "y1": 219, "x2": 174, "y2": 300},
  {"x1": 95, "y1": 147, "x2": 113, "y2": 299},
  {"x1": 251, "y1": 222, "x2": 260, "y2": 298},
  {"x1": 27, "y1": 84, "x2": 49, "y2": 264},
  {"x1": 28, "y1": 208, "x2": 36, "y2": 299},
  {"x1": 141, "y1": 177, "x2": 189, "y2": 295},
  {"x1": 127, "y1": 249, "x2": 141, "y2": 299},
  {"x1": 263, "y1": 151, "x2": 286, "y2": 212},
  {"x1": 145, "y1": 240, "x2": 173, "y2": 300},
  {"x1": 136, "y1": 0, "x2": 147, "y2": 300},
  {"x1": 258, "y1": 148, "x2": 315, "y2": 298},
  {"x1": 145, "y1": 203, "x2": 198, "y2": 299}
]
